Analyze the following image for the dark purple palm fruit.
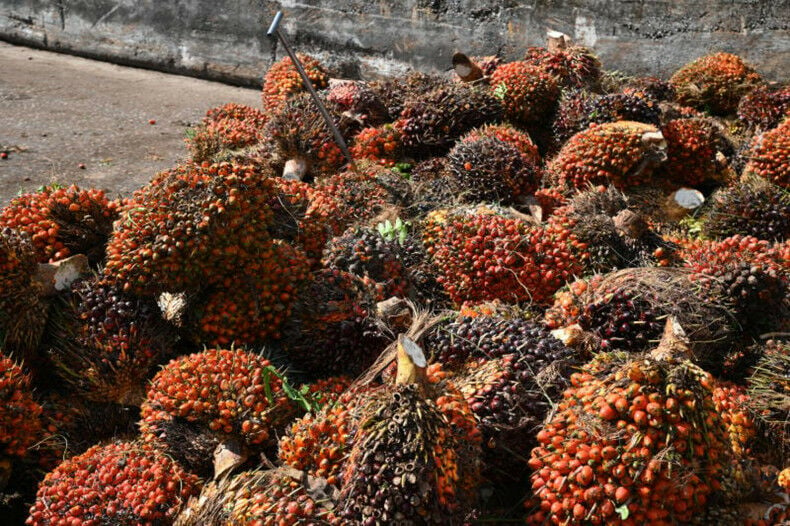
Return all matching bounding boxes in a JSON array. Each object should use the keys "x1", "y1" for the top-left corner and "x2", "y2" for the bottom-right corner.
[
  {"x1": 701, "y1": 178, "x2": 790, "y2": 242},
  {"x1": 737, "y1": 83, "x2": 790, "y2": 133},
  {"x1": 367, "y1": 72, "x2": 448, "y2": 121},
  {"x1": 326, "y1": 80, "x2": 389, "y2": 127},
  {"x1": 406, "y1": 157, "x2": 461, "y2": 219}
]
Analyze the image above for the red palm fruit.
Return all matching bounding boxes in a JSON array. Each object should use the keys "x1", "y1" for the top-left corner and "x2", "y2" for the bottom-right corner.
[
  {"x1": 0, "y1": 184, "x2": 118, "y2": 263},
  {"x1": 326, "y1": 80, "x2": 388, "y2": 126},
  {"x1": 713, "y1": 382, "x2": 757, "y2": 457},
  {"x1": 461, "y1": 123, "x2": 541, "y2": 165},
  {"x1": 743, "y1": 118, "x2": 790, "y2": 189},
  {"x1": 0, "y1": 352, "x2": 42, "y2": 459},
  {"x1": 140, "y1": 348, "x2": 300, "y2": 477},
  {"x1": 103, "y1": 162, "x2": 277, "y2": 295},
  {"x1": 547, "y1": 121, "x2": 667, "y2": 190},
  {"x1": 738, "y1": 84, "x2": 790, "y2": 132},
  {"x1": 526, "y1": 321, "x2": 733, "y2": 525},
  {"x1": 350, "y1": 124, "x2": 403, "y2": 167},
  {"x1": 186, "y1": 103, "x2": 268, "y2": 163},
  {"x1": 656, "y1": 117, "x2": 723, "y2": 187},
  {"x1": 262, "y1": 53, "x2": 329, "y2": 112},
  {"x1": 26, "y1": 441, "x2": 199, "y2": 526},
  {"x1": 523, "y1": 45, "x2": 601, "y2": 89},
  {"x1": 489, "y1": 61, "x2": 560, "y2": 125},
  {"x1": 670, "y1": 52, "x2": 761, "y2": 115}
]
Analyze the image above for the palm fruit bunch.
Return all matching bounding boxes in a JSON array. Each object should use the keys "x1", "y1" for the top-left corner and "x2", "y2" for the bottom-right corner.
[
  {"x1": 0, "y1": 228, "x2": 48, "y2": 366},
  {"x1": 322, "y1": 226, "x2": 410, "y2": 300},
  {"x1": 712, "y1": 382, "x2": 757, "y2": 457},
  {"x1": 533, "y1": 187, "x2": 568, "y2": 218},
  {"x1": 326, "y1": 80, "x2": 389, "y2": 127},
  {"x1": 103, "y1": 162, "x2": 277, "y2": 295},
  {"x1": 350, "y1": 124, "x2": 403, "y2": 167},
  {"x1": 279, "y1": 269, "x2": 387, "y2": 377},
  {"x1": 669, "y1": 52, "x2": 762, "y2": 115},
  {"x1": 406, "y1": 157, "x2": 462, "y2": 219},
  {"x1": 140, "y1": 348, "x2": 299, "y2": 477},
  {"x1": 423, "y1": 207, "x2": 587, "y2": 305},
  {"x1": 446, "y1": 135, "x2": 541, "y2": 203},
  {"x1": 26, "y1": 441, "x2": 199, "y2": 526},
  {"x1": 367, "y1": 72, "x2": 448, "y2": 121},
  {"x1": 47, "y1": 275, "x2": 175, "y2": 405},
  {"x1": 551, "y1": 89, "x2": 598, "y2": 150},
  {"x1": 337, "y1": 341, "x2": 482, "y2": 525},
  {"x1": 489, "y1": 61, "x2": 560, "y2": 126},
  {"x1": 548, "y1": 121, "x2": 667, "y2": 190},
  {"x1": 747, "y1": 339, "x2": 789, "y2": 464},
  {"x1": 184, "y1": 241, "x2": 310, "y2": 346},
  {"x1": 742, "y1": 118, "x2": 790, "y2": 189},
  {"x1": 186, "y1": 103, "x2": 268, "y2": 163},
  {"x1": 0, "y1": 184, "x2": 118, "y2": 263},
  {"x1": 0, "y1": 351, "x2": 43, "y2": 460},
  {"x1": 621, "y1": 77, "x2": 677, "y2": 103},
  {"x1": 394, "y1": 82, "x2": 503, "y2": 156},
  {"x1": 264, "y1": 92, "x2": 347, "y2": 180},
  {"x1": 461, "y1": 123, "x2": 541, "y2": 169},
  {"x1": 523, "y1": 45, "x2": 602, "y2": 89},
  {"x1": 526, "y1": 321, "x2": 733, "y2": 525},
  {"x1": 737, "y1": 83, "x2": 790, "y2": 132},
  {"x1": 655, "y1": 117, "x2": 723, "y2": 187},
  {"x1": 681, "y1": 235, "x2": 788, "y2": 334},
  {"x1": 262, "y1": 53, "x2": 329, "y2": 112},
  {"x1": 700, "y1": 178, "x2": 790, "y2": 241}
]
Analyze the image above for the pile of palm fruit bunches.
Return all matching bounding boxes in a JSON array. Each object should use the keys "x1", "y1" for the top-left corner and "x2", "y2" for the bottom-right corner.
[{"x1": 1, "y1": 32, "x2": 789, "y2": 525}]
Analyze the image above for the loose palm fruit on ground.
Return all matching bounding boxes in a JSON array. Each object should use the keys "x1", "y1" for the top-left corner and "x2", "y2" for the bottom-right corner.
[
  {"x1": 140, "y1": 348, "x2": 300, "y2": 477},
  {"x1": 395, "y1": 82, "x2": 503, "y2": 156},
  {"x1": 46, "y1": 276, "x2": 176, "y2": 405},
  {"x1": 526, "y1": 321, "x2": 733, "y2": 525},
  {"x1": 701, "y1": 178, "x2": 789, "y2": 241},
  {"x1": 323, "y1": 226, "x2": 410, "y2": 300},
  {"x1": 738, "y1": 84, "x2": 790, "y2": 133},
  {"x1": 656, "y1": 117, "x2": 724, "y2": 187},
  {"x1": 103, "y1": 162, "x2": 277, "y2": 295},
  {"x1": 547, "y1": 121, "x2": 667, "y2": 190},
  {"x1": 447, "y1": 135, "x2": 541, "y2": 203},
  {"x1": 670, "y1": 52, "x2": 762, "y2": 115},
  {"x1": 350, "y1": 124, "x2": 403, "y2": 167},
  {"x1": 262, "y1": 53, "x2": 329, "y2": 112},
  {"x1": 279, "y1": 269, "x2": 387, "y2": 377},
  {"x1": 489, "y1": 61, "x2": 560, "y2": 126},
  {"x1": 743, "y1": 118, "x2": 790, "y2": 189},
  {"x1": 0, "y1": 184, "x2": 118, "y2": 263},
  {"x1": 523, "y1": 45, "x2": 601, "y2": 89},
  {"x1": 26, "y1": 441, "x2": 200, "y2": 526},
  {"x1": 184, "y1": 240, "x2": 309, "y2": 346},
  {"x1": 186, "y1": 103, "x2": 268, "y2": 163},
  {"x1": 423, "y1": 207, "x2": 587, "y2": 306}
]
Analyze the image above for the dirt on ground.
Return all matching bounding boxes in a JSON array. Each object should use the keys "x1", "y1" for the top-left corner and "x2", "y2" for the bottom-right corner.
[{"x1": 0, "y1": 42, "x2": 261, "y2": 205}]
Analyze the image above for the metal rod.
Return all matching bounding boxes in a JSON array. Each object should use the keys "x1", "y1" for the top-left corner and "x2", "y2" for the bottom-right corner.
[{"x1": 267, "y1": 11, "x2": 354, "y2": 167}]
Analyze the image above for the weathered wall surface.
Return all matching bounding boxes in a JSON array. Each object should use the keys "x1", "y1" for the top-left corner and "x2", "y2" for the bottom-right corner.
[{"x1": 1, "y1": 1, "x2": 788, "y2": 87}]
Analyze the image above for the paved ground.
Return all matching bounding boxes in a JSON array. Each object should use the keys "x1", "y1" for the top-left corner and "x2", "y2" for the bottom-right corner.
[{"x1": 0, "y1": 42, "x2": 261, "y2": 205}]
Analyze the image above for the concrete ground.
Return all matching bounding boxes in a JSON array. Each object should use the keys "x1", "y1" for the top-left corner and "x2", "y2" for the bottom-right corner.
[{"x1": 0, "y1": 41, "x2": 261, "y2": 205}]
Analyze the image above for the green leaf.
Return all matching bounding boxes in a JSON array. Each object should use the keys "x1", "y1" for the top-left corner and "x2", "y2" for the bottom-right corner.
[
  {"x1": 615, "y1": 504, "x2": 629, "y2": 520},
  {"x1": 493, "y1": 82, "x2": 508, "y2": 100}
]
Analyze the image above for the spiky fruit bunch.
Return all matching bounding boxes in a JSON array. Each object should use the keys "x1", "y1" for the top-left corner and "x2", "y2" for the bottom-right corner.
[
  {"x1": 104, "y1": 162, "x2": 276, "y2": 295},
  {"x1": 669, "y1": 52, "x2": 761, "y2": 115},
  {"x1": 548, "y1": 208, "x2": 631, "y2": 273},
  {"x1": 548, "y1": 121, "x2": 666, "y2": 190},
  {"x1": 279, "y1": 269, "x2": 386, "y2": 377},
  {"x1": 0, "y1": 184, "x2": 118, "y2": 263},
  {"x1": 461, "y1": 123, "x2": 541, "y2": 164},
  {"x1": 447, "y1": 136, "x2": 541, "y2": 203},
  {"x1": 140, "y1": 348, "x2": 298, "y2": 471},
  {"x1": 701, "y1": 178, "x2": 790, "y2": 241},
  {"x1": 534, "y1": 187, "x2": 568, "y2": 218},
  {"x1": 423, "y1": 208, "x2": 587, "y2": 305},
  {"x1": 747, "y1": 340, "x2": 789, "y2": 462},
  {"x1": 489, "y1": 61, "x2": 560, "y2": 125},
  {"x1": 395, "y1": 82, "x2": 503, "y2": 155},
  {"x1": 27, "y1": 441, "x2": 199, "y2": 526},
  {"x1": 350, "y1": 124, "x2": 403, "y2": 167},
  {"x1": 185, "y1": 241, "x2": 309, "y2": 346},
  {"x1": 265, "y1": 93, "x2": 347, "y2": 179},
  {"x1": 367, "y1": 72, "x2": 449, "y2": 121},
  {"x1": 682, "y1": 235, "x2": 787, "y2": 334},
  {"x1": 551, "y1": 89, "x2": 597, "y2": 149},
  {"x1": 523, "y1": 45, "x2": 602, "y2": 89},
  {"x1": 322, "y1": 226, "x2": 410, "y2": 300},
  {"x1": 326, "y1": 80, "x2": 388, "y2": 126},
  {"x1": 743, "y1": 118, "x2": 790, "y2": 189},
  {"x1": 0, "y1": 227, "x2": 36, "y2": 303},
  {"x1": 526, "y1": 329, "x2": 732, "y2": 525},
  {"x1": 737, "y1": 84, "x2": 790, "y2": 132},
  {"x1": 657, "y1": 117, "x2": 722, "y2": 187},
  {"x1": 262, "y1": 53, "x2": 329, "y2": 112},
  {"x1": 48, "y1": 276, "x2": 175, "y2": 405},
  {"x1": 186, "y1": 103, "x2": 267, "y2": 162},
  {"x1": 622, "y1": 77, "x2": 677, "y2": 102},
  {"x1": 0, "y1": 352, "x2": 42, "y2": 459},
  {"x1": 712, "y1": 382, "x2": 757, "y2": 457}
]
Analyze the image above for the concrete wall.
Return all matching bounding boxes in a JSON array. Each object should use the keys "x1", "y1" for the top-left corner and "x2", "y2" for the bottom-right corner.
[{"x1": 1, "y1": 1, "x2": 788, "y2": 87}]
